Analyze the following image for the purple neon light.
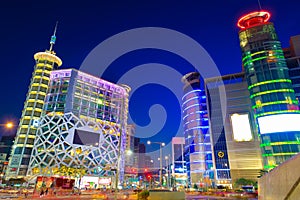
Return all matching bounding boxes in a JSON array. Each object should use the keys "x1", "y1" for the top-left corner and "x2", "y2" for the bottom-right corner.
[{"x1": 50, "y1": 69, "x2": 127, "y2": 95}]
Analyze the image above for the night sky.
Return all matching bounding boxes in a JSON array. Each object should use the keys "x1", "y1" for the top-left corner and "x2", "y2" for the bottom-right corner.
[{"x1": 1, "y1": 0, "x2": 300, "y2": 152}]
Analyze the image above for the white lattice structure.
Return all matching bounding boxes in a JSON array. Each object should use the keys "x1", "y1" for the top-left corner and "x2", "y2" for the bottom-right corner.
[{"x1": 27, "y1": 112, "x2": 125, "y2": 179}]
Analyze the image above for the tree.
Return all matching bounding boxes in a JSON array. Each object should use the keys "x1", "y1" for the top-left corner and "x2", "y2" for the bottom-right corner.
[{"x1": 234, "y1": 178, "x2": 256, "y2": 188}]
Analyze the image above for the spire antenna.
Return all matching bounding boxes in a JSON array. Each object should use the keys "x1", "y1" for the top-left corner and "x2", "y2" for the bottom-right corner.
[
  {"x1": 258, "y1": 0, "x2": 262, "y2": 10},
  {"x1": 49, "y1": 21, "x2": 58, "y2": 52}
]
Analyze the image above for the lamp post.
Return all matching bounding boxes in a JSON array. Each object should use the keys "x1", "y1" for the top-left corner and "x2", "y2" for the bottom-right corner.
[
  {"x1": 0, "y1": 122, "x2": 14, "y2": 129},
  {"x1": 111, "y1": 93, "x2": 128, "y2": 193},
  {"x1": 165, "y1": 155, "x2": 171, "y2": 189},
  {"x1": 147, "y1": 141, "x2": 165, "y2": 187}
]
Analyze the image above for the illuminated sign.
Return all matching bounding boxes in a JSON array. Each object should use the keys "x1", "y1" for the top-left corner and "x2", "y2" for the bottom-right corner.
[
  {"x1": 230, "y1": 113, "x2": 253, "y2": 142},
  {"x1": 98, "y1": 178, "x2": 111, "y2": 185},
  {"x1": 218, "y1": 151, "x2": 224, "y2": 158},
  {"x1": 257, "y1": 114, "x2": 300, "y2": 134}
]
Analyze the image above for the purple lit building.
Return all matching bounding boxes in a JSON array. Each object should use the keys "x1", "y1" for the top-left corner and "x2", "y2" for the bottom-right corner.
[{"x1": 26, "y1": 69, "x2": 130, "y2": 186}]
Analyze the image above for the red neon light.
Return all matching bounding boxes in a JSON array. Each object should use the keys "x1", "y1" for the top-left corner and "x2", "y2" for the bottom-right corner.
[{"x1": 237, "y1": 11, "x2": 271, "y2": 29}]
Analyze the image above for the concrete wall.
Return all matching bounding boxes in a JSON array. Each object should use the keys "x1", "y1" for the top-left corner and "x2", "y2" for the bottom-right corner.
[
  {"x1": 259, "y1": 153, "x2": 300, "y2": 200},
  {"x1": 149, "y1": 191, "x2": 185, "y2": 200}
]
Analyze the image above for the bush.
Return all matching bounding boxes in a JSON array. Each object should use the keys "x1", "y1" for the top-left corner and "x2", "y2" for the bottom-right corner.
[
  {"x1": 138, "y1": 190, "x2": 149, "y2": 200},
  {"x1": 193, "y1": 184, "x2": 198, "y2": 190}
]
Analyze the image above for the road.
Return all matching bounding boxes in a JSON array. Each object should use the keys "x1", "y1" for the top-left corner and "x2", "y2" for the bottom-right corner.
[{"x1": 0, "y1": 192, "x2": 258, "y2": 200}]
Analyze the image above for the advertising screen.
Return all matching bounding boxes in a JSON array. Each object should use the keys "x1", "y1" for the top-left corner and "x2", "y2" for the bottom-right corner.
[
  {"x1": 73, "y1": 129, "x2": 100, "y2": 146},
  {"x1": 230, "y1": 113, "x2": 253, "y2": 142},
  {"x1": 257, "y1": 113, "x2": 300, "y2": 134}
]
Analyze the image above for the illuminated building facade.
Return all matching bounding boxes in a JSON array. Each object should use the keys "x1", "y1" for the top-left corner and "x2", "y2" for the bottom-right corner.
[
  {"x1": 181, "y1": 72, "x2": 214, "y2": 187},
  {"x1": 7, "y1": 28, "x2": 62, "y2": 178},
  {"x1": 171, "y1": 137, "x2": 187, "y2": 187},
  {"x1": 205, "y1": 72, "x2": 263, "y2": 187},
  {"x1": 284, "y1": 35, "x2": 300, "y2": 103},
  {"x1": 238, "y1": 11, "x2": 300, "y2": 169},
  {"x1": 27, "y1": 69, "x2": 130, "y2": 182},
  {"x1": 125, "y1": 124, "x2": 135, "y2": 173}
]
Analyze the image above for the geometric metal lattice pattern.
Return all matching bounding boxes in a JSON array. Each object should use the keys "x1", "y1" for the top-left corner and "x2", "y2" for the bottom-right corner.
[{"x1": 27, "y1": 112, "x2": 123, "y2": 178}]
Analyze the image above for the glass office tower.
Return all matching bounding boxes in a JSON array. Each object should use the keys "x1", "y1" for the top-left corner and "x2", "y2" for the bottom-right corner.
[
  {"x1": 6, "y1": 30, "x2": 62, "y2": 178},
  {"x1": 181, "y1": 72, "x2": 213, "y2": 187},
  {"x1": 237, "y1": 11, "x2": 300, "y2": 169}
]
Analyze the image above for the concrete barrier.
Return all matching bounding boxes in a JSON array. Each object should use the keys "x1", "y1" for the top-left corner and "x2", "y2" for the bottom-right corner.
[{"x1": 148, "y1": 191, "x2": 185, "y2": 200}]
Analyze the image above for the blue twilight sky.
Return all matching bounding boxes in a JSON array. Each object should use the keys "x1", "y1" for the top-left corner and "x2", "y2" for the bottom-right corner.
[{"x1": 0, "y1": 0, "x2": 300, "y2": 152}]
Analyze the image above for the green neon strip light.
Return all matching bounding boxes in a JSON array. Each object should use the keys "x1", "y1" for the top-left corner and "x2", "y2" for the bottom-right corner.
[
  {"x1": 250, "y1": 89, "x2": 294, "y2": 99},
  {"x1": 264, "y1": 165, "x2": 277, "y2": 169},
  {"x1": 248, "y1": 79, "x2": 292, "y2": 90},
  {"x1": 255, "y1": 110, "x2": 300, "y2": 118},
  {"x1": 252, "y1": 100, "x2": 298, "y2": 109},
  {"x1": 262, "y1": 152, "x2": 298, "y2": 157},
  {"x1": 242, "y1": 49, "x2": 285, "y2": 62},
  {"x1": 244, "y1": 56, "x2": 267, "y2": 66},
  {"x1": 242, "y1": 50, "x2": 266, "y2": 62},
  {"x1": 260, "y1": 141, "x2": 300, "y2": 147},
  {"x1": 243, "y1": 55, "x2": 285, "y2": 66}
]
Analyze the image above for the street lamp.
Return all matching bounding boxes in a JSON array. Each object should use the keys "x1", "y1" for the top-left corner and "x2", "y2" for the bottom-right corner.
[
  {"x1": 126, "y1": 149, "x2": 133, "y2": 156},
  {"x1": 0, "y1": 122, "x2": 14, "y2": 129},
  {"x1": 147, "y1": 141, "x2": 165, "y2": 187},
  {"x1": 165, "y1": 155, "x2": 171, "y2": 189}
]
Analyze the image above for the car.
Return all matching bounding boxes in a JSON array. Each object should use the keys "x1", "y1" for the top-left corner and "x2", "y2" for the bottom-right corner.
[{"x1": 71, "y1": 187, "x2": 81, "y2": 195}]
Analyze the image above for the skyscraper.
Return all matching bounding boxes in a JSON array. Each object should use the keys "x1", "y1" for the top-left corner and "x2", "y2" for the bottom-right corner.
[
  {"x1": 284, "y1": 35, "x2": 300, "y2": 104},
  {"x1": 171, "y1": 137, "x2": 187, "y2": 187},
  {"x1": 7, "y1": 25, "x2": 62, "y2": 178},
  {"x1": 27, "y1": 69, "x2": 130, "y2": 183},
  {"x1": 237, "y1": 11, "x2": 300, "y2": 169},
  {"x1": 181, "y1": 72, "x2": 213, "y2": 187},
  {"x1": 205, "y1": 72, "x2": 263, "y2": 188}
]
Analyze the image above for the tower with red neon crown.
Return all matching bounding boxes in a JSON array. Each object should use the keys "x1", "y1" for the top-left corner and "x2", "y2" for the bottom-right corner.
[{"x1": 237, "y1": 10, "x2": 300, "y2": 170}]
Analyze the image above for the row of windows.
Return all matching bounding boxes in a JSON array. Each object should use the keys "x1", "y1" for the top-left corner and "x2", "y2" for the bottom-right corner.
[
  {"x1": 26, "y1": 102, "x2": 43, "y2": 109},
  {"x1": 32, "y1": 78, "x2": 49, "y2": 85},
  {"x1": 290, "y1": 78, "x2": 300, "y2": 85},
  {"x1": 265, "y1": 155, "x2": 294, "y2": 166},
  {"x1": 252, "y1": 92, "x2": 295, "y2": 105},
  {"x1": 289, "y1": 68, "x2": 300, "y2": 77},
  {"x1": 17, "y1": 138, "x2": 34, "y2": 145},
  {"x1": 14, "y1": 147, "x2": 32, "y2": 155},
  {"x1": 36, "y1": 60, "x2": 57, "y2": 67},
  {"x1": 217, "y1": 170, "x2": 231, "y2": 179},
  {"x1": 28, "y1": 94, "x2": 46, "y2": 101},
  {"x1": 46, "y1": 94, "x2": 67, "y2": 102},
  {"x1": 250, "y1": 82, "x2": 292, "y2": 93},
  {"x1": 248, "y1": 70, "x2": 290, "y2": 86},
  {"x1": 261, "y1": 133, "x2": 300, "y2": 143},
  {"x1": 255, "y1": 104, "x2": 297, "y2": 113},
  {"x1": 264, "y1": 144, "x2": 299, "y2": 154},
  {"x1": 19, "y1": 128, "x2": 36, "y2": 135},
  {"x1": 246, "y1": 61, "x2": 287, "y2": 74},
  {"x1": 24, "y1": 110, "x2": 42, "y2": 117}
]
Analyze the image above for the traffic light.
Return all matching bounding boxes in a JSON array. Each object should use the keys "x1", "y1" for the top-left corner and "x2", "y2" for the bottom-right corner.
[
  {"x1": 144, "y1": 168, "x2": 148, "y2": 172},
  {"x1": 145, "y1": 173, "x2": 152, "y2": 181}
]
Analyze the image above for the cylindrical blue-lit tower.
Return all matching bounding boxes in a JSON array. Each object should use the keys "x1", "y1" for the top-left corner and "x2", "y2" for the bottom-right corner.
[
  {"x1": 238, "y1": 11, "x2": 300, "y2": 170},
  {"x1": 181, "y1": 72, "x2": 214, "y2": 187}
]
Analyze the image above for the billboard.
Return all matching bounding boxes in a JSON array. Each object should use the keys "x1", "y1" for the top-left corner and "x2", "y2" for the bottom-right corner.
[
  {"x1": 73, "y1": 129, "x2": 100, "y2": 146},
  {"x1": 230, "y1": 113, "x2": 253, "y2": 142},
  {"x1": 257, "y1": 113, "x2": 300, "y2": 134}
]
